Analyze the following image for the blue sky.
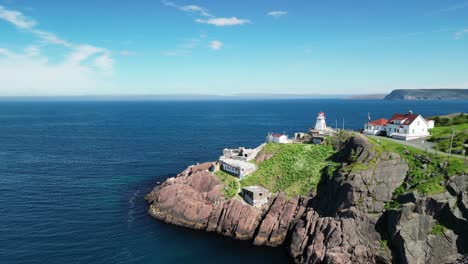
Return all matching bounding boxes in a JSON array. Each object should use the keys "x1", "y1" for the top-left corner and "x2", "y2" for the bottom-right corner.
[{"x1": 0, "y1": 0, "x2": 467, "y2": 96}]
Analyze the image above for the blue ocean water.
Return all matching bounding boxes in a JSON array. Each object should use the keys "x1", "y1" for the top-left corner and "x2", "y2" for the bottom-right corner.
[{"x1": 0, "y1": 99, "x2": 467, "y2": 264}]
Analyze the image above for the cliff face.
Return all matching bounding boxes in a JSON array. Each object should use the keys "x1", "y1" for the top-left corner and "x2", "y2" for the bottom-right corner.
[
  {"x1": 146, "y1": 134, "x2": 467, "y2": 264},
  {"x1": 146, "y1": 162, "x2": 306, "y2": 243},
  {"x1": 384, "y1": 89, "x2": 468, "y2": 100}
]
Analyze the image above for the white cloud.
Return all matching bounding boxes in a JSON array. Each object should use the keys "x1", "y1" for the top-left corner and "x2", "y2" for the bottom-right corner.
[
  {"x1": 162, "y1": 0, "x2": 212, "y2": 17},
  {"x1": 455, "y1": 29, "x2": 468, "y2": 39},
  {"x1": 180, "y1": 5, "x2": 212, "y2": 17},
  {"x1": 0, "y1": 48, "x2": 15, "y2": 57},
  {"x1": 0, "y1": 5, "x2": 36, "y2": 29},
  {"x1": 267, "y1": 11, "x2": 287, "y2": 18},
  {"x1": 25, "y1": 45, "x2": 40, "y2": 57},
  {"x1": 0, "y1": 5, "x2": 115, "y2": 95},
  {"x1": 0, "y1": 48, "x2": 112, "y2": 96},
  {"x1": 0, "y1": 5, "x2": 113, "y2": 73},
  {"x1": 195, "y1": 17, "x2": 250, "y2": 26},
  {"x1": 162, "y1": 1, "x2": 249, "y2": 26},
  {"x1": 32, "y1": 30, "x2": 71, "y2": 46},
  {"x1": 67, "y1": 45, "x2": 105, "y2": 65},
  {"x1": 210, "y1": 40, "x2": 223, "y2": 50}
]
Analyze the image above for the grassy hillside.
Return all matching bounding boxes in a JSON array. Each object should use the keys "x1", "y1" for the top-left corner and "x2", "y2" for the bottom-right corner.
[
  {"x1": 214, "y1": 170, "x2": 240, "y2": 199},
  {"x1": 240, "y1": 143, "x2": 339, "y2": 198},
  {"x1": 368, "y1": 137, "x2": 467, "y2": 196},
  {"x1": 428, "y1": 113, "x2": 468, "y2": 155}
]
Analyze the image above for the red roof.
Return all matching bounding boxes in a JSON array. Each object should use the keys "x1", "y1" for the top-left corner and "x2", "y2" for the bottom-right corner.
[
  {"x1": 367, "y1": 118, "x2": 388, "y2": 126},
  {"x1": 387, "y1": 113, "x2": 421, "y2": 125},
  {"x1": 272, "y1": 133, "x2": 284, "y2": 137}
]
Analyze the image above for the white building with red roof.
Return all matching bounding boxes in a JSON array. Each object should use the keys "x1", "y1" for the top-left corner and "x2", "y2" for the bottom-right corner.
[
  {"x1": 385, "y1": 111, "x2": 434, "y2": 140},
  {"x1": 363, "y1": 118, "x2": 388, "y2": 135}
]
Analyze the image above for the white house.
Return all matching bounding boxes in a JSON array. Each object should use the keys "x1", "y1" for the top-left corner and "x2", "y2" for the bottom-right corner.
[
  {"x1": 385, "y1": 111, "x2": 433, "y2": 140},
  {"x1": 363, "y1": 118, "x2": 388, "y2": 135},
  {"x1": 266, "y1": 133, "x2": 289, "y2": 144}
]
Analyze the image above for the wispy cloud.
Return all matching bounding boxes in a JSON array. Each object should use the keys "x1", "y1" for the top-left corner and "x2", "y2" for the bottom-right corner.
[
  {"x1": 455, "y1": 29, "x2": 468, "y2": 39},
  {"x1": 162, "y1": 1, "x2": 250, "y2": 26},
  {"x1": 0, "y1": 5, "x2": 114, "y2": 74},
  {"x1": 162, "y1": 0, "x2": 212, "y2": 17},
  {"x1": 163, "y1": 37, "x2": 202, "y2": 56},
  {"x1": 210, "y1": 40, "x2": 223, "y2": 50},
  {"x1": 0, "y1": 46, "x2": 113, "y2": 96},
  {"x1": 0, "y1": 5, "x2": 36, "y2": 29},
  {"x1": 195, "y1": 17, "x2": 250, "y2": 26},
  {"x1": 32, "y1": 30, "x2": 71, "y2": 46},
  {"x1": 267, "y1": 11, "x2": 287, "y2": 18},
  {"x1": 0, "y1": 5, "x2": 115, "y2": 95}
]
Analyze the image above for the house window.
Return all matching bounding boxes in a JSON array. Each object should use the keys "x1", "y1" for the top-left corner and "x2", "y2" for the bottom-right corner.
[
  {"x1": 418, "y1": 121, "x2": 420, "y2": 126},
  {"x1": 412, "y1": 129, "x2": 415, "y2": 133}
]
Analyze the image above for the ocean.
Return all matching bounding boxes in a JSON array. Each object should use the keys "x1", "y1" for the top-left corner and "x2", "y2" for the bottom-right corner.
[{"x1": 0, "y1": 99, "x2": 467, "y2": 264}]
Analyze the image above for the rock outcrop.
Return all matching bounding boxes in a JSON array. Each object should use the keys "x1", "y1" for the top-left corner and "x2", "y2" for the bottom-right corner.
[
  {"x1": 146, "y1": 163, "x2": 223, "y2": 229},
  {"x1": 146, "y1": 162, "x2": 303, "y2": 241},
  {"x1": 146, "y1": 133, "x2": 467, "y2": 264},
  {"x1": 253, "y1": 193, "x2": 307, "y2": 247},
  {"x1": 386, "y1": 201, "x2": 459, "y2": 264}
]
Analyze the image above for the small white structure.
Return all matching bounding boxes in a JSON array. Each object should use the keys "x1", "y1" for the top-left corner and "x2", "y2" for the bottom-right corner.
[
  {"x1": 314, "y1": 112, "x2": 327, "y2": 131},
  {"x1": 219, "y1": 158, "x2": 257, "y2": 179},
  {"x1": 266, "y1": 133, "x2": 289, "y2": 144},
  {"x1": 427, "y1": 120, "x2": 435, "y2": 129},
  {"x1": 242, "y1": 186, "x2": 271, "y2": 207},
  {"x1": 386, "y1": 111, "x2": 433, "y2": 140},
  {"x1": 363, "y1": 118, "x2": 388, "y2": 135},
  {"x1": 221, "y1": 144, "x2": 264, "y2": 162}
]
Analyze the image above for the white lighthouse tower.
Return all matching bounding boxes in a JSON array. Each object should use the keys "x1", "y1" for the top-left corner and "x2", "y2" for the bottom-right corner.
[{"x1": 314, "y1": 112, "x2": 327, "y2": 131}]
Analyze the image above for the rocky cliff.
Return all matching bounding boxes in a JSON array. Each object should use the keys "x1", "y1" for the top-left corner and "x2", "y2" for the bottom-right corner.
[{"x1": 146, "y1": 133, "x2": 467, "y2": 263}]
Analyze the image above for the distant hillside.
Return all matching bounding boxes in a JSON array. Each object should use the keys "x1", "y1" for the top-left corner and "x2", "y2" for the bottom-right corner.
[{"x1": 384, "y1": 89, "x2": 468, "y2": 100}]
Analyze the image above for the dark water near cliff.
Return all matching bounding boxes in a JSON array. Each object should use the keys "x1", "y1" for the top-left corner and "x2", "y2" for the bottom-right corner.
[{"x1": 0, "y1": 99, "x2": 467, "y2": 264}]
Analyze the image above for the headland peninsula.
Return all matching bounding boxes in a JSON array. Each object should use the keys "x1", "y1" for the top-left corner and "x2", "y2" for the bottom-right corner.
[{"x1": 146, "y1": 112, "x2": 468, "y2": 264}]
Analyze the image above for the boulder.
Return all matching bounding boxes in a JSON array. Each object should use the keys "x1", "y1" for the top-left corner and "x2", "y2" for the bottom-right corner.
[
  {"x1": 289, "y1": 207, "x2": 386, "y2": 264},
  {"x1": 146, "y1": 169, "x2": 223, "y2": 229},
  {"x1": 387, "y1": 202, "x2": 459, "y2": 264}
]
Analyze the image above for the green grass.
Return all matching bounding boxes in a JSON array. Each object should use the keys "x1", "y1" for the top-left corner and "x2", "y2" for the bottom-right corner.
[
  {"x1": 367, "y1": 137, "x2": 467, "y2": 196},
  {"x1": 380, "y1": 239, "x2": 390, "y2": 250},
  {"x1": 384, "y1": 200, "x2": 402, "y2": 210},
  {"x1": 430, "y1": 113, "x2": 468, "y2": 127},
  {"x1": 214, "y1": 170, "x2": 239, "y2": 199},
  {"x1": 428, "y1": 113, "x2": 468, "y2": 155},
  {"x1": 431, "y1": 222, "x2": 447, "y2": 236},
  {"x1": 430, "y1": 123, "x2": 468, "y2": 138},
  {"x1": 240, "y1": 143, "x2": 338, "y2": 198}
]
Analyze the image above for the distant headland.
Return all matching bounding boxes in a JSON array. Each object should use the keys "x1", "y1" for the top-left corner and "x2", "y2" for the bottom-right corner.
[{"x1": 384, "y1": 89, "x2": 468, "y2": 100}]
